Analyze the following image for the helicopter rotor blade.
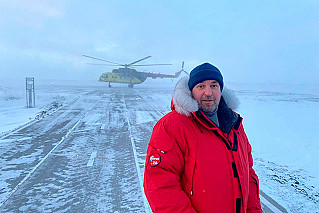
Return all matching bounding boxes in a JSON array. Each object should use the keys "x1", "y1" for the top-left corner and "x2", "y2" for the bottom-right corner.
[
  {"x1": 83, "y1": 55, "x2": 123, "y2": 66},
  {"x1": 134, "y1": 63, "x2": 173, "y2": 66},
  {"x1": 86, "y1": 63, "x2": 119, "y2": 66},
  {"x1": 128, "y1": 56, "x2": 151, "y2": 66}
]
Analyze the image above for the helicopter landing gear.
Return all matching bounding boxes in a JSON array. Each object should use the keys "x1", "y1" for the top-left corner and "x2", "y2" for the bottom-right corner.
[
  {"x1": 108, "y1": 82, "x2": 111, "y2": 88},
  {"x1": 128, "y1": 84, "x2": 134, "y2": 88}
]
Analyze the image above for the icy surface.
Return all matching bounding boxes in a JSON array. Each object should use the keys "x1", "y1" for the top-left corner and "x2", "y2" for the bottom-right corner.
[
  {"x1": 0, "y1": 79, "x2": 318, "y2": 212},
  {"x1": 0, "y1": 79, "x2": 98, "y2": 136}
]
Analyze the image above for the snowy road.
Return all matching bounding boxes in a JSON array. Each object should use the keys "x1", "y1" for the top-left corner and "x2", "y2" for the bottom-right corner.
[
  {"x1": 1, "y1": 84, "x2": 317, "y2": 212},
  {"x1": 0, "y1": 88, "x2": 157, "y2": 212}
]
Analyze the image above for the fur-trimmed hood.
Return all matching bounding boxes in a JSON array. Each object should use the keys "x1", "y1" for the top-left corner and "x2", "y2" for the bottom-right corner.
[{"x1": 172, "y1": 76, "x2": 240, "y2": 117}]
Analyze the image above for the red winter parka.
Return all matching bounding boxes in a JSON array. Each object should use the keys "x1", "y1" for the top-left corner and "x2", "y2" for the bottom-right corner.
[{"x1": 143, "y1": 77, "x2": 262, "y2": 213}]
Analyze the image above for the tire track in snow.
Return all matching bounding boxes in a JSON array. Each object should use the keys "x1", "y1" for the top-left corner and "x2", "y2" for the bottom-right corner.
[{"x1": 122, "y1": 94, "x2": 151, "y2": 213}]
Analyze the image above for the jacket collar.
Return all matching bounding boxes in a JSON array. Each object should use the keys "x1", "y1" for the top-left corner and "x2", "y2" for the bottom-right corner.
[{"x1": 172, "y1": 76, "x2": 241, "y2": 133}]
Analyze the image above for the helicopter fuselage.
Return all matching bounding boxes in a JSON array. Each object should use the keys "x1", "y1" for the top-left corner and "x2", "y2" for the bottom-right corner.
[{"x1": 98, "y1": 68, "x2": 147, "y2": 85}]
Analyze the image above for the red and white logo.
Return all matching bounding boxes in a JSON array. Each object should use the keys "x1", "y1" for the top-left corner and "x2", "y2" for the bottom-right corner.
[{"x1": 149, "y1": 153, "x2": 161, "y2": 167}]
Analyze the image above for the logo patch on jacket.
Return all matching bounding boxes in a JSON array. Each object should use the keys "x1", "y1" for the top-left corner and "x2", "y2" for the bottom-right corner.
[{"x1": 149, "y1": 153, "x2": 161, "y2": 167}]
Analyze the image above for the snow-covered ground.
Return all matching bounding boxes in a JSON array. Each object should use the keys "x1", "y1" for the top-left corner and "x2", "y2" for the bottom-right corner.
[
  {"x1": 0, "y1": 79, "x2": 102, "y2": 136},
  {"x1": 232, "y1": 83, "x2": 319, "y2": 212},
  {"x1": 1, "y1": 78, "x2": 318, "y2": 212}
]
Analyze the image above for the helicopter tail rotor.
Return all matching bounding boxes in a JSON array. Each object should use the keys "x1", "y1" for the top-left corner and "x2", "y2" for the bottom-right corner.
[{"x1": 180, "y1": 61, "x2": 189, "y2": 75}]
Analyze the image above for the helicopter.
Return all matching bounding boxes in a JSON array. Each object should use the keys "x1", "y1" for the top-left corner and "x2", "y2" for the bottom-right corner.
[{"x1": 83, "y1": 55, "x2": 185, "y2": 88}]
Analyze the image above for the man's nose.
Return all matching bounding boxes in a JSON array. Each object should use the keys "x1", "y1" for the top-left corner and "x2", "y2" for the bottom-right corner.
[{"x1": 204, "y1": 87, "x2": 213, "y2": 96}]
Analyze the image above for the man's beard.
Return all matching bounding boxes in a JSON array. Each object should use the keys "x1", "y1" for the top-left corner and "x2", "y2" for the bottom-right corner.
[{"x1": 199, "y1": 102, "x2": 218, "y2": 114}]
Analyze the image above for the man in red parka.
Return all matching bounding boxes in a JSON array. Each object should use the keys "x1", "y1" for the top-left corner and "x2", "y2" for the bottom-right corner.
[{"x1": 144, "y1": 62, "x2": 262, "y2": 213}]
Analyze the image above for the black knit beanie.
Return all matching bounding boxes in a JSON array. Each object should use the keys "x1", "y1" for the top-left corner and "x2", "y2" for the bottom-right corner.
[{"x1": 188, "y1": 62, "x2": 224, "y2": 91}]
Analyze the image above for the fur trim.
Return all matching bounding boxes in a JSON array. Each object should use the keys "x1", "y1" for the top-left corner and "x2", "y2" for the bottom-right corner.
[
  {"x1": 172, "y1": 77, "x2": 198, "y2": 116},
  {"x1": 222, "y1": 87, "x2": 240, "y2": 111},
  {"x1": 172, "y1": 76, "x2": 239, "y2": 116}
]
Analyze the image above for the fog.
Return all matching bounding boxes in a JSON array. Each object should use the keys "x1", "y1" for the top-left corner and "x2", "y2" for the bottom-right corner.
[
  {"x1": 0, "y1": 1, "x2": 318, "y2": 86},
  {"x1": 1, "y1": 2, "x2": 319, "y2": 211}
]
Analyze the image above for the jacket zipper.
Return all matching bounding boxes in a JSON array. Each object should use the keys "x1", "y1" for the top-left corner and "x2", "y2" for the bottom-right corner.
[
  {"x1": 251, "y1": 175, "x2": 259, "y2": 199},
  {"x1": 190, "y1": 161, "x2": 196, "y2": 196}
]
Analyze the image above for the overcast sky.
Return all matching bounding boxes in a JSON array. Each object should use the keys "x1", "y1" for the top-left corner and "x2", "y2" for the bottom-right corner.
[{"x1": 0, "y1": 0, "x2": 318, "y2": 84}]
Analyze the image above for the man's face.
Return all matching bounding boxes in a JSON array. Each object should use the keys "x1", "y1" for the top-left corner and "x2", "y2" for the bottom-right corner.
[{"x1": 191, "y1": 80, "x2": 222, "y2": 112}]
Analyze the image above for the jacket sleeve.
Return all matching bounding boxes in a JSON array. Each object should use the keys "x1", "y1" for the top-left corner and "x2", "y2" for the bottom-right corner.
[
  {"x1": 143, "y1": 120, "x2": 197, "y2": 213},
  {"x1": 247, "y1": 142, "x2": 262, "y2": 213}
]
